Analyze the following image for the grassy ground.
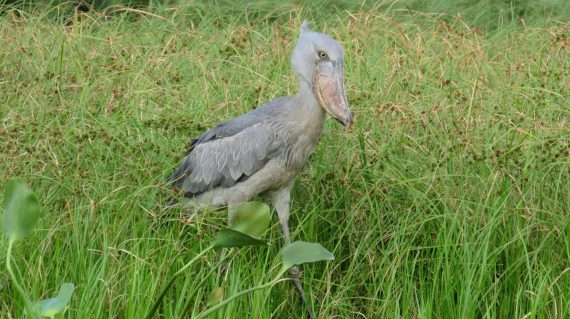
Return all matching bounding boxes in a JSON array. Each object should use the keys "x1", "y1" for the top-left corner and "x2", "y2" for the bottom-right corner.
[{"x1": 1, "y1": 1, "x2": 569, "y2": 318}]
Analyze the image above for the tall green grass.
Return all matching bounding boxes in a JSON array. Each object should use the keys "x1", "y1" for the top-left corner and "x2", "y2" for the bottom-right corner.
[
  {"x1": 2, "y1": 0, "x2": 570, "y2": 30},
  {"x1": 1, "y1": 1, "x2": 569, "y2": 318}
]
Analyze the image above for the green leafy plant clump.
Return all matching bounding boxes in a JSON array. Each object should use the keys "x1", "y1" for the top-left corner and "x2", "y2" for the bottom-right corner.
[
  {"x1": 3, "y1": 179, "x2": 75, "y2": 319},
  {"x1": 144, "y1": 201, "x2": 334, "y2": 319}
]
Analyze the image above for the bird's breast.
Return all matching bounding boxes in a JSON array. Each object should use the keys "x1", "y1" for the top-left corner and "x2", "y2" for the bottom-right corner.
[{"x1": 282, "y1": 122, "x2": 324, "y2": 171}]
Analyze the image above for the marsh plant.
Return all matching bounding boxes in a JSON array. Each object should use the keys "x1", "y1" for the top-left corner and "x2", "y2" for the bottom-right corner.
[
  {"x1": 144, "y1": 201, "x2": 334, "y2": 318},
  {"x1": 2, "y1": 180, "x2": 333, "y2": 318},
  {"x1": 3, "y1": 179, "x2": 75, "y2": 318}
]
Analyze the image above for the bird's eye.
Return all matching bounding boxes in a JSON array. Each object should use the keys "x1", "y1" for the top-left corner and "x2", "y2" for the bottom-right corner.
[{"x1": 318, "y1": 51, "x2": 328, "y2": 60}]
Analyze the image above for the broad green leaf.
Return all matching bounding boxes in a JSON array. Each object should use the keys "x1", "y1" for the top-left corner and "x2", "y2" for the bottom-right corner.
[
  {"x1": 231, "y1": 201, "x2": 270, "y2": 238},
  {"x1": 282, "y1": 241, "x2": 335, "y2": 268},
  {"x1": 207, "y1": 287, "x2": 224, "y2": 306},
  {"x1": 2, "y1": 178, "x2": 41, "y2": 241},
  {"x1": 212, "y1": 228, "x2": 267, "y2": 248},
  {"x1": 34, "y1": 283, "x2": 75, "y2": 318}
]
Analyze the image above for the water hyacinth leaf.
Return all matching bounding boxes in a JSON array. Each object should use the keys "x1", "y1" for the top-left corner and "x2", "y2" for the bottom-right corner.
[
  {"x1": 2, "y1": 178, "x2": 41, "y2": 241},
  {"x1": 282, "y1": 241, "x2": 335, "y2": 268},
  {"x1": 231, "y1": 201, "x2": 270, "y2": 238},
  {"x1": 207, "y1": 287, "x2": 224, "y2": 307},
  {"x1": 212, "y1": 228, "x2": 267, "y2": 248},
  {"x1": 34, "y1": 283, "x2": 75, "y2": 317}
]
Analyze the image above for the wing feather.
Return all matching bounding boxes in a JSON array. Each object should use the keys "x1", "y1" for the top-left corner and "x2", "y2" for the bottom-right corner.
[{"x1": 167, "y1": 108, "x2": 287, "y2": 195}]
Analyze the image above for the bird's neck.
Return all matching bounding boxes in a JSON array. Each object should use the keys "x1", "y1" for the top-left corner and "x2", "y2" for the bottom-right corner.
[
  {"x1": 296, "y1": 80, "x2": 326, "y2": 121},
  {"x1": 276, "y1": 79, "x2": 326, "y2": 171}
]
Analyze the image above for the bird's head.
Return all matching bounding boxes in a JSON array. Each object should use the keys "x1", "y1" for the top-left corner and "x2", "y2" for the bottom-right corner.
[{"x1": 291, "y1": 21, "x2": 353, "y2": 127}]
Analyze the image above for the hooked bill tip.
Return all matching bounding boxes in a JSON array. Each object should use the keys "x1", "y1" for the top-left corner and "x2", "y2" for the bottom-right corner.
[
  {"x1": 335, "y1": 112, "x2": 353, "y2": 128},
  {"x1": 344, "y1": 112, "x2": 354, "y2": 128}
]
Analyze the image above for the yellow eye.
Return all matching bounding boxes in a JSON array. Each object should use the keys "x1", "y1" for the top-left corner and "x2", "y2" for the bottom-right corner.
[{"x1": 318, "y1": 51, "x2": 328, "y2": 59}]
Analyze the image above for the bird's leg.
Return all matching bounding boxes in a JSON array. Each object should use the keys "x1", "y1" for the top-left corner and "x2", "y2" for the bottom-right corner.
[
  {"x1": 228, "y1": 205, "x2": 238, "y2": 225},
  {"x1": 274, "y1": 197, "x2": 299, "y2": 276},
  {"x1": 215, "y1": 205, "x2": 240, "y2": 285},
  {"x1": 277, "y1": 207, "x2": 291, "y2": 245},
  {"x1": 273, "y1": 190, "x2": 314, "y2": 319}
]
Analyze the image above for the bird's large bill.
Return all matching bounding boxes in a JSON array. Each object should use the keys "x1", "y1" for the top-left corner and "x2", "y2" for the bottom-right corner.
[{"x1": 314, "y1": 61, "x2": 353, "y2": 127}]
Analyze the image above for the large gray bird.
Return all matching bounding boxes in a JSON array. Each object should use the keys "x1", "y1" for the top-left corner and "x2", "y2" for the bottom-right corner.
[{"x1": 167, "y1": 21, "x2": 352, "y2": 246}]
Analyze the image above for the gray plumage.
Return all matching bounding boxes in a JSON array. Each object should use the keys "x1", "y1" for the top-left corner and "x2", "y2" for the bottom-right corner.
[
  {"x1": 167, "y1": 21, "x2": 352, "y2": 245},
  {"x1": 167, "y1": 97, "x2": 290, "y2": 195}
]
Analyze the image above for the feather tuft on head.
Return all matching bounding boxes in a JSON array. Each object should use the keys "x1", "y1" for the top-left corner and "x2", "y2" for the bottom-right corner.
[{"x1": 300, "y1": 20, "x2": 311, "y2": 33}]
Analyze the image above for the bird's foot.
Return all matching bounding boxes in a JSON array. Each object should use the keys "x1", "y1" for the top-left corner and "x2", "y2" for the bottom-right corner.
[
  {"x1": 288, "y1": 266, "x2": 302, "y2": 279},
  {"x1": 288, "y1": 266, "x2": 314, "y2": 319}
]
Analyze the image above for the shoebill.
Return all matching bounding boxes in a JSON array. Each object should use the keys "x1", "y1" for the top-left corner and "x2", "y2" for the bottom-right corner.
[{"x1": 167, "y1": 20, "x2": 352, "y2": 249}]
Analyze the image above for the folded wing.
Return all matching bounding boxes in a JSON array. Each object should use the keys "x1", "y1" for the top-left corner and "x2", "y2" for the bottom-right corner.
[{"x1": 167, "y1": 97, "x2": 289, "y2": 195}]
